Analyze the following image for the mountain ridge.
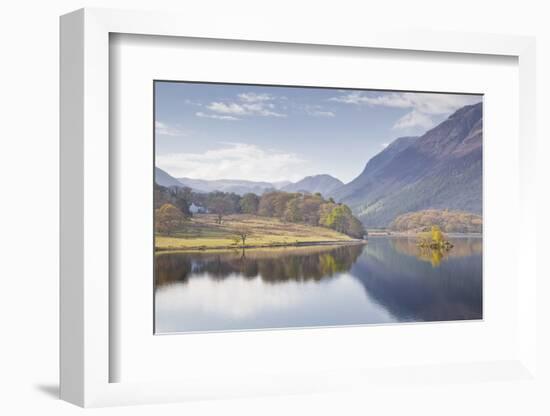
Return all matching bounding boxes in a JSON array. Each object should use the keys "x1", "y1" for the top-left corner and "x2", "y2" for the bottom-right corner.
[
  {"x1": 281, "y1": 174, "x2": 344, "y2": 196},
  {"x1": 334, "y1": 102, "x2": 483, "y2": 227}
]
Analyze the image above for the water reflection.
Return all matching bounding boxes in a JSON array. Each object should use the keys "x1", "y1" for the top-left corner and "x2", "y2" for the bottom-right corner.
[
  {"x1": 353, "y1": 237, "x2": 482, "y2": 322},
  {"x1": 155, "y1": 237, "x2": 482, "y2": 333},
  {"x1": 390, "y1": 237, "x2": 482, "y2": 267},
  {"x1": 156, "y1": 244, "x2": 364, "y2": 286}
]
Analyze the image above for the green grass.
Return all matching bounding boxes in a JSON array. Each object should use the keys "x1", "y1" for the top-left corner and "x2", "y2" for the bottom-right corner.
[{"x1": 155, "y1": 214, "x2": 354, "y2": 251}]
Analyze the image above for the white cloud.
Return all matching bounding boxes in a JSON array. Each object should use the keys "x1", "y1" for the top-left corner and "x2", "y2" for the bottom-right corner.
[
  {"x1": 304, "y1": 105, "x2": 335, "y2": 118},
  {"x1": 196, "y1": 91, "x2": 287, "y2": 120},
  {"x1": 206, "y1": 101, "x2": 286, "y2": 118},
  {"x1": 156, "y1": 142, "x2": 308, "y2": 182},
  {"x1": 329, "y1": 91, "x2": 481, "y2": 130},
  {"x1": 184, "y1": 99, "x2": 202, "y2": 106},
  {"x1": 237, "y1": 92, "x2": 274, "y2": 102},
  {"x1": 381, "y1": 142, "x2": 389, "y2": 148},
  {"x1": 330, "y1": 91, "x2": 480, "y2": 114},
  {"x1": 195, "y1": 111, "x2": 240, "y2": 121},
  {"x1": 155, "y1": 121, "x2": 187, "y2": 137},
  {"x1": 393, "y1": 110, "x2": 435, "y2": 130}
]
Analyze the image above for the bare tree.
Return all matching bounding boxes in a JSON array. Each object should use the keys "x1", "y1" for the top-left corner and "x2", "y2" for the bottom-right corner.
[{"x1": 232, "y1": 226, "x2": 252, "y2": 247}]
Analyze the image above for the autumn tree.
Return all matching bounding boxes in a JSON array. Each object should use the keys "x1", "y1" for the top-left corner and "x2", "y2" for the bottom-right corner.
[
  {"x1": 258, "y1": 192, "x2": 295, "y2": 218},
  {"x1": 240, "y1": 193, "x2": 260, "y2": 214},
  {"x1": 430, "y1": 225, "x2": 444, "y2": 243},
  {"x1": 300, "y1": 194, "x2": 323, "y2": 225},
  {"x1": 155, "y1": 203, "x2": 186, "y2": 235},
  {"x1": 321, "y1": 204, "x2": 365, "y2": 238},
  {"x1": 206, "y1": 192, "x2": 238, "y2": 224},
  {"x1": 283, "y1": 196, "x2": 303, "y2": 223}
]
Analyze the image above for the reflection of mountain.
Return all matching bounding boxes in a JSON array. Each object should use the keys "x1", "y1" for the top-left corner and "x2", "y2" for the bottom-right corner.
[
  {"x1": 350, "y1": 238, "x2": 482, "y2": 322},
  {"x1": 333, "y1": 103, "x2": 483, "y2": 227},
  {"x1": 155, "y1": 244, "x2": 364, "y2": 286}
]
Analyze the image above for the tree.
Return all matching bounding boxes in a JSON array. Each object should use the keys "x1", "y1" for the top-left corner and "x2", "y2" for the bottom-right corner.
[
  {"x1": 170, "y1": 186, "x2": 193, "y2": 217},
  {"x1": 325, "y1": 205, "x2": 349, "y2": 233},
  {"x1": 240, "y1": 193, "x2": 260, "y2": 214},
  {"x1": 283, "y1": 197, "x2": 302, "y2": 222},
  {"x1": 430, "y1": 225, "x2": 444, "y2": 243},
  {"x1": 346, "y1": 215, "x2": 366, "y2": 239},
  {"x1": 258, "y1": 191, "x2": 294, "y2": 218},
  {"x1": 300, "y1": 195, "x2": 323, "y2": 225},
  {"x1": 232, "y1": 226, "x2": 252, "y2": 246},
  {"x1": 321, "y1": 204, "x2": 365, "y2": 238},
  {"x1": 206, "y1": 192, "x2": 238, "y2": 224},
  {"x1": 319, "y1": 202, "x2": 337, "y2": 227},
  {"x1": 155, "y1": 203, "x2": 186, "y2": 235}
]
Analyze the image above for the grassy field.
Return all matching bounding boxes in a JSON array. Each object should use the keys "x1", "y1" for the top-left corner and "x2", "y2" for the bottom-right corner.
[{"x1": 155, "y1": 214, "x2": 355, "y2": 251}]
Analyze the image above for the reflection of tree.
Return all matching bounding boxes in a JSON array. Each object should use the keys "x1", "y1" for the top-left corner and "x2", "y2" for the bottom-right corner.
[
  {"x1": 155, "y1": 244, "x2": 364, "y2": 287},
  {"x1": 414, "y1": 247, "x2": 446, "y2": 267},
  {"x1": 351, "y1": 238, "x2": 482, "y2": 322},
  {"x1": 390, "y1": 237, "x2": 482, "y2": 267}
]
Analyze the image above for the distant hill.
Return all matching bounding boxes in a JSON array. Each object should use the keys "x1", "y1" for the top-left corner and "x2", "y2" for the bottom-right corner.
[
  {"x1": 155, "y1": 167, "x2": 184, "y2": 188},
  {"x1": 176, "y1": 177, "x2": 280, "y2": 195},
  {"x1": 281, "y1": 174, "x2": 344, "y2": 197},
  {"x1": 334, "y1": 102, "x2": 483, "y2": 227},
  {"x1": 155, "y1": 169, "x2": 341, "y2": 197}
]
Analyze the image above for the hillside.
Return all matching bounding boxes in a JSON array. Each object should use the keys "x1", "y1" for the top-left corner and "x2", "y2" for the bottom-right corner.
[
  {"x1": 389, "y1": 209, "x2": 482, "y2": 233},
  {"x1": 281, "y1": 174, "x2": 344, "y2": 196},
  {"x1": 155, "y1": 167, "x2": 184, "y2": 188},
  {"x1": 334, "y1": 102, "x2": 482, "y2": 227},
  {"x1": 155, "y1": 214, "x2": 355, "y2": 251}
]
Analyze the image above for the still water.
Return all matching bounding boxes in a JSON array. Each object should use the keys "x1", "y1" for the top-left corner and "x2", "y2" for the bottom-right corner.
[{"x1": 154, "y1": 237, "x2": 482, "y2": 333}]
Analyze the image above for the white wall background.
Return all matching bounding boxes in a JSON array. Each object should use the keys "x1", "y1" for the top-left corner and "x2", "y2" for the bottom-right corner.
[{"x1": 0, "y1": 1, "x2": 548, "y2": 414}]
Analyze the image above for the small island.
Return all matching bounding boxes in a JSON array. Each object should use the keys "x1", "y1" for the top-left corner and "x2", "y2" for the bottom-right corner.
[{"x1": 416, "y1": 225, "x2": 454, "y2": 250}]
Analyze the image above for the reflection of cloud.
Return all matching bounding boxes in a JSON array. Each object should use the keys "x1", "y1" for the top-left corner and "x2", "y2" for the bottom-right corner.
[
  {"x1": 329, "y1": 91, "x2": 481, "y2": 130},
  {"x1": 156, "y1": 142, "x2": 308, "y2": 182},
  {"x1": 155, "y1": 273, "x2": 394, "y2": 332}
]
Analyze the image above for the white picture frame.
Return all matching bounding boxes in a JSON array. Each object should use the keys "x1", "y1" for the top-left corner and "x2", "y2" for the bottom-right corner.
[{"x1": 60, "y1": 7, "x2": 537, "y2": 407}]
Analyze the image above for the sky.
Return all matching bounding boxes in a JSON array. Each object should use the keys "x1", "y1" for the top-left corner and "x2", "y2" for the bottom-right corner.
[{"x1": 155, "y1": 82, "x2": 482, "y2": 184}]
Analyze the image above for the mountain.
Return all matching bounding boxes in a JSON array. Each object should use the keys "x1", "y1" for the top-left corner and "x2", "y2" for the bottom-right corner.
[
  {"x1": 155, "y1": 168, "x2": 330, "y2": 196},
  {"x1": 334, "y1": 102, "x2": 482, "y2": 227},
  {"x1": 177, "y1": 177, "x2": 278, "y2": 195},
  {"x1": 155, "y1": 167, "x2": 184, "y2": 188},
  {"x1": 331, "y1": 136, "x2": 418, "y2": 202},
  {"x1": 281, "y1": 174, "x2": 344, "y2": 196}
]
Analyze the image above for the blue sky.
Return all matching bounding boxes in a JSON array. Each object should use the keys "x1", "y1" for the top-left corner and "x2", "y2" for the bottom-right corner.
[{"x1": 155, "y1": 82, "x2": 481, "y2": 183}]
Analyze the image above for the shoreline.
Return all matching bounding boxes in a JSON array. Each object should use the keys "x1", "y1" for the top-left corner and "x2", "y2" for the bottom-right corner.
[
  {"x1": 367, "y1": 231, "x2": 483, "y2": 238},
  {"x1": 155, "y1": 239, "x2": 367, "y2": 253}
]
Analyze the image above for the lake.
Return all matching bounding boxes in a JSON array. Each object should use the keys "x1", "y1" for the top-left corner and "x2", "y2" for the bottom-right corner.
[{"x1": 154, "y1": 236, "x2": 482, "y2": 333}]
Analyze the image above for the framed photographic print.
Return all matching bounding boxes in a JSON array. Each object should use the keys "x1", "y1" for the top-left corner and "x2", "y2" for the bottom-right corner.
[
  {"x1": 60, "y1": 8, "x2": 538, "y2": 408},
  {"x1": 153, "y1": 81, "x2": 483, "y2": 334}
]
